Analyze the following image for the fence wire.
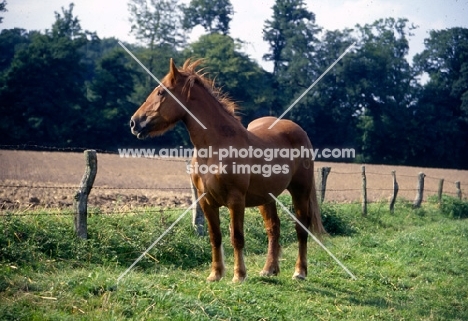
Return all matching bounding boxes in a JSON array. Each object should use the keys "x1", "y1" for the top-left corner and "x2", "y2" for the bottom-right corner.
[
  {"x1": 0, "y1": 185, "x2": 191, "y2": 191},
  {"x1": 0, "y1": 144, "x2": 188, "y2": 162},
  {"x1": 0, "y1": 145, "x2": 465, "y2": 216},
  {"x1": 0, "y1": 206, "x2": 185, "y2": 217}
]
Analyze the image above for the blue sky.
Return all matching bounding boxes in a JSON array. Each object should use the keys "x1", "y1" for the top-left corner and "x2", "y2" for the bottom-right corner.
[{"x1": 2, "y1": 0, "x2": 467, "y2": 70}]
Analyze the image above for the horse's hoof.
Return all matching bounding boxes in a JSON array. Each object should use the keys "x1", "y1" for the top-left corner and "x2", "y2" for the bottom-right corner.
[
  {"x1": 259, "y1": 269, "x2": 278, "y2": 277},
  {"x1": 206, "y1": 271, "x2": 223, "y2": 282},
  {"x1": 259, "y1": 270, "x2": 272, "y2": 277},
  {"x1": 232, "y1": 275, "x2": 246, "y2": 283},
  {"x1": 292, "y1": 272, "x2": 306, "y2": 280}
]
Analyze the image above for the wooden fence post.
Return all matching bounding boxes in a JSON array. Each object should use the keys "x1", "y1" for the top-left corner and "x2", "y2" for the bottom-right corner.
[
  {"x1": 73, "y1": 150, "x2": 97, "y2": 239},
  {"x1": 438, "y1": 179, "x2": 444, "y2": 204},
  {"x1": 316, "y1": 167, "x2": 331, "y2": 203},
  {"x1": 455, "y1": 181, "x2": 462, "y2": 200},
  {"x1": 389, "y1": 170, "x2": 399, "y2": 214},
  {"x1": 413, "y1": 172, "x2": 425, "y2": 208},
  {"x1": 186, "y1": 160, "x2": 205, "y2": 236},
  {"x1": 190, "y1": 179, "x2": 205, "y2": 236},
  {"x1": 361, "y1": 165, "x2": 367, "y2": 216}
]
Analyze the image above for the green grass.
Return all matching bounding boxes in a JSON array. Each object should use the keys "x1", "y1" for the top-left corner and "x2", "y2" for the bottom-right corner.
[{"x1": 1, "y1": 196, "x2": 468, "y2": 320}]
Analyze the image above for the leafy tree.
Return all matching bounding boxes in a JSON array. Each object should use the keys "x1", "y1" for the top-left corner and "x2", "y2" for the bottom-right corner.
[
  {"x1": 0, "y1": 4, "x2": 88, "y2": 146},
  {"x1": 0, "y1": 0, "x2": 6, "y2": 24},
  {"x1": 87, "y1": 50, "x2": 138, "y2": 149},
  {"x1": 128, "y1": 0, "x2": 185, "y2": 50},
  {"x1": 263, "y1": 0, "x2": 320, "y2": 75},
  {"x1": 128, "y1": 0, "x2": 184, "y2": 93},
  {"x1": 290, "y1": 29, "x2": 358, "y2": 149},
  {"x1": 292, "y1": 18, "x2": 421, "y2": 164},
  {"x1": 349, "y1": 18, "x2": 418, "y2": 164},
  {"x1": 414, "y1": 28, "x2": 468, "y2": 113},
  {"x1": 263, "y1": 0, "x2": 321, "y2": 113},
  {"x1": 182, "y1": 0, "x2": 233, "y2": 35},
  {"x1": 412, "y1": 27, "x2": 468, "y2": 168},
  {"x1": 49, "y1": 3, "x2": 83, "y2": 39},
  {"x1": 0, "y1": 28, "x2": 31, "y2": 75}
]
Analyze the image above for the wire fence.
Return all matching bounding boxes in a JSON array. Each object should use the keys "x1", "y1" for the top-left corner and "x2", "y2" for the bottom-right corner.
[
  {"x1": 0, "y1": 144, "x2": 189, "y2": 162},
  {"x1": 0, "y1": 145, "x2": 466, "y2": 217}
]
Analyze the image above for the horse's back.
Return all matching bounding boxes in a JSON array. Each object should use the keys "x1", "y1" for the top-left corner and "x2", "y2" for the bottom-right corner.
[{"x1": 246, "y1": 117, "x2": 312, "y2": 148}]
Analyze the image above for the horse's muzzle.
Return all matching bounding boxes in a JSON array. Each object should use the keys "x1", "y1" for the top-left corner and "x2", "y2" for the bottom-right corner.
[{"x1": 129, "y1": 117, "x2": 147, "y2": 139}]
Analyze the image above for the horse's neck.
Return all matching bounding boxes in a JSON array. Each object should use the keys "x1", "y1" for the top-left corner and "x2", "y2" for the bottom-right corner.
[{"x1": 182, "y1": 94, "x2": 247, "y2": 149}]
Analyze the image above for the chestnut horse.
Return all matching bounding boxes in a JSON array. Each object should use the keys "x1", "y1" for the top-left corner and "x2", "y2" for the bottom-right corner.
[{"x1": 130, "y1": 59, "x2": 326, "y2": 282}]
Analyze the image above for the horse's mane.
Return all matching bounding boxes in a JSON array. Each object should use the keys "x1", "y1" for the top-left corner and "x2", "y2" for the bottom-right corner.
[{"x1": 178, "y1": 59, "x2": 239, "y2": 120}]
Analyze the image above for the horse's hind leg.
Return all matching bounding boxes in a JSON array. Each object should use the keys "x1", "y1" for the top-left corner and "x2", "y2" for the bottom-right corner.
[
  {"x1": 258, "y1": 202, "x2": 281, "y2": 276},
  {"x1": 289, "y1": 187, "x2": 312, "y2": 280}
]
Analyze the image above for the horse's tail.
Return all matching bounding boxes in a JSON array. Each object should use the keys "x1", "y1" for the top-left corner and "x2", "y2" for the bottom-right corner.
[{"x1": 309, "y1": 172, "x2": 327, "y2": 237}]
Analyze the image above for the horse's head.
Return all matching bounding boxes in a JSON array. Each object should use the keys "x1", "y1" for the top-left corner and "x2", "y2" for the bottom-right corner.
[{"x1": 130, "y1": 59, "x2": 187, "y2": 139}]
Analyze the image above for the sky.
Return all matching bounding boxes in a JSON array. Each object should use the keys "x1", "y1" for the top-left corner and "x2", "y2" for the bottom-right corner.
[{"x1": 2, "y1": 0, "x2": 468, "y2": 71}]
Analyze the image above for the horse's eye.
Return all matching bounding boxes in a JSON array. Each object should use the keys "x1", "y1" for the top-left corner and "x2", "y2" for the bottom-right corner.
[{"x1": 157, "y1": 89, "x2": 165, "y2": 96}]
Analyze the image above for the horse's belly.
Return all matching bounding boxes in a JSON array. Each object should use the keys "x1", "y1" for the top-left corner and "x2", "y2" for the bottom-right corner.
[{"x1": 244, "y1": 173, "x2": 292, "y2": 207}]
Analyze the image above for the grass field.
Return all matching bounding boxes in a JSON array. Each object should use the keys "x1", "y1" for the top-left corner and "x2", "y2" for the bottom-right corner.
[{"x1": 1, "y1": 195, "x2": 468, "y2": 320}]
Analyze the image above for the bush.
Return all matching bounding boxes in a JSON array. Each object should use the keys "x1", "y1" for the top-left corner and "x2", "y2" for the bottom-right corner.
[
  {"x1": 0, "y1": 216, "x2": 40, "y2": 265},
  {"x1": 439, "y1": 196, "x2": 468, "y2": 219},
  {"x1": 320, "y1": 203, "x2": 355, "y2": 236}
]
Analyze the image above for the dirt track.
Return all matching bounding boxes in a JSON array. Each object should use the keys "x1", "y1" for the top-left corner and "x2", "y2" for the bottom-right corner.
[{"x1": 1, "y1": 150, "x2": 467, "y2": 212}]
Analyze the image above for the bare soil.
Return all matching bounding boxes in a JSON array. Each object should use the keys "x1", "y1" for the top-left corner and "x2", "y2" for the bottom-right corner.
[
  {"x1": 0, "y1": 150, "x2": 192, "y2": 212},
  {"x1": 0, "y1": 150, "x2": 466, "y2": 213}
]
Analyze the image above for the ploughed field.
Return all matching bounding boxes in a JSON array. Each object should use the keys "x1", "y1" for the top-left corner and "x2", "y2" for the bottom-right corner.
[{"x1": 1, "y1": 150, "x2": 466, "y2": 212}]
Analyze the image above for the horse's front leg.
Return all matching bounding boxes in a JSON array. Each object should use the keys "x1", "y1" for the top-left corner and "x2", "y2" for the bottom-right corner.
[
  {"x1": 228, "y1": 200, "x2": 246, "y2": 282},
  {"x1": 200, "y1": 199, "x2": 224, "y2": 282}
]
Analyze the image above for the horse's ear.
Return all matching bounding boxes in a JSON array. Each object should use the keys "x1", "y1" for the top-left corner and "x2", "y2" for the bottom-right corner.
[{"x1": 169, "y1": 58, "x2": 179, "y2": 84}]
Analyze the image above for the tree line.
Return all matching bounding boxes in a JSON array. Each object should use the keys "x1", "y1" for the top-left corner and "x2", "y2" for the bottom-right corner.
[{"x1": 0, "y1": 0, "x2": 467, "y2": 169}]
